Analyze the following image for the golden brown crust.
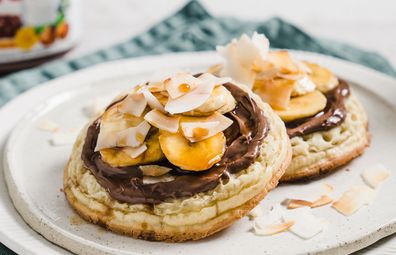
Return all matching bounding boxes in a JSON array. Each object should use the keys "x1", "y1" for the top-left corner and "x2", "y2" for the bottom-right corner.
[
  {"x1": 281, "y1": 129, "x2": 370, "y2": 182},
  {"x1": 280, "y1": 95, "x2": 370, "y2": 182},
  {"x1": 64, "y1": 145, "x2": 291, "y2": 242}
]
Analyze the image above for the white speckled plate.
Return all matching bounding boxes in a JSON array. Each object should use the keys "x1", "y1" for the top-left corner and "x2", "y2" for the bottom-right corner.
[{"x1": 1, "y1": 51, "x2": 396, "y2": 255}]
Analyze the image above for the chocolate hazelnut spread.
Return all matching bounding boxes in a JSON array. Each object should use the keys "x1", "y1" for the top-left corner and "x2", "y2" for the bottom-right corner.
[
  {"x1": 286, "y1": 80, "x2": 350, "y2": 138},
  {"x1": 81, "y1": 83, "x2": 269, "y2": 205}
]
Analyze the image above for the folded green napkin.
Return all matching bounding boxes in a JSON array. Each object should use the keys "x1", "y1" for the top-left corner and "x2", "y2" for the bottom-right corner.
[{"x1": 1, "y1": 1, "x2": 395, "y2": 254}]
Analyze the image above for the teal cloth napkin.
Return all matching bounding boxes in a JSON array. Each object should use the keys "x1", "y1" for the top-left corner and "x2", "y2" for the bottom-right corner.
[{"x1": 1, "y1": 1, "x2": 395, "y2": 254}]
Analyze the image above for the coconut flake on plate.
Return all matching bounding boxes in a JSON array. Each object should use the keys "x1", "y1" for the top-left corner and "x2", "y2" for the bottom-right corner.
[
  {"x1": 144, "y1": 109, "x2": 180, "y2": 133},
  {"x1": 361, "y1": 164, "x2": 391, "y2": 188},
  {"x1": 181, "y1": 112, "x2": 233, "y2": 142},
  {"x1": 284, "y1": 195, "x2": 333, "y2": 209},
  {"x1": 117, "y1": 93, "x2": 147, "y2": 117},
  {"x1": 247, "y1": 205, "x2": 263, "y2": 220},
  {"x1": 37, "y1": 119, "x2": 59, "y2": 132},
  {"x1": 50, "y1": 130, "x2": 79, "y2": 146},
  {"x1": 254, "y1": 221, "x2": 295, "y2": 236},
  {"x1": 122, "y1": 144, "x2": 147, "y2": 159},
  {"x1": 282, "y1": 207, "x2": 326, "y2": 239},
  {"x1": 253, "y1": 204, "x2": 288, "y2": 236},
  {"x1": 164, "y1": 73, "x2": 201, "y2": 99},
  {"x1": 141, "y1": 87, "x2": 166, "y2": 112},
  {"x1": 140, "y1": 165, "x2": 172, "y2": 177},
  {"x1": 332, "y1": 185, "x2": 376, "y2": 216}
]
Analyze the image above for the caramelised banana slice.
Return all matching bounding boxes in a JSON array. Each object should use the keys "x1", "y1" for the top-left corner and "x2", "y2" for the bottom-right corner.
[
  {"x1": 304, "y1": 62, "x2": 339, "y2": 92},
  {"x1": 275, "y1": 90, "x2": 327, "y2": 122},
  {"x1": 159, "y1": 131, "x2": 226, "y2": 171},
  {"x1": 101, "y1": 131, "x2": 165, "y2": 167}
]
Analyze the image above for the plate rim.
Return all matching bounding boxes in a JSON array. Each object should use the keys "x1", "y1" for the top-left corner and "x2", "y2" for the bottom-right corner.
[{"x1": 1, "y1": 50, "x2": 396, "y2": 255}]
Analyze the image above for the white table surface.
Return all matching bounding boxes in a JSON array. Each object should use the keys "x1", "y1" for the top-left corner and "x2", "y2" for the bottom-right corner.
[{"x1": 6, "y1": 0, "x2": 396, "y2": 254}]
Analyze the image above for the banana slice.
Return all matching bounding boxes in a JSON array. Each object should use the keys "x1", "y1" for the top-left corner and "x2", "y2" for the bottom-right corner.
[
  {"x1": 159, "y1": 131, "x2": 226, "y2": 171},
  {"x1": 100, "y1": 132, "x2": 165, "y2": 167},
  {"x1": 304, "y1": 62, "x2": 339, "y2": 92},
  {"x1": 182, "y1": 86, "x2": 236, "y2": 116},
  {"x1": 275, "y1": 90, "x2": 327, "y2": 122}
]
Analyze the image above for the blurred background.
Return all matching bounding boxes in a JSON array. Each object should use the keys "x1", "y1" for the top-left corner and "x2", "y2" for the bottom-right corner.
[
  {"x1": 74, "y1": 0, "x2": 396, "y2": 66},
  {"x1": 1, "y1": 0, "x2": 396, "y2": 74}
]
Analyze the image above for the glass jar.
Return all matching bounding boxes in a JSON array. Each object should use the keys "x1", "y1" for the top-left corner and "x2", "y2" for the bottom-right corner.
[{"x1": 0, "y1": 0, "x2": 81, "y2": 74}]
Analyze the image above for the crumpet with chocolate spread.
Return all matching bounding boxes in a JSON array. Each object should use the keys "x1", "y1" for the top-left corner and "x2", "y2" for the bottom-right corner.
[
  {"x1": 214, "y1": 33, "x2": 370, "y2": 181},
  {"x1": 64, "y1": 72, "x2": 291, "y2": 242}
]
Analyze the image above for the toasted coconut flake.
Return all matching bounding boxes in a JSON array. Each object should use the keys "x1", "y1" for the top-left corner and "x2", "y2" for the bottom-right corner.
[
  {"x1": 282, "y1": 207, "x2": 325, "y2": 239},
  {"x1": 361, "y1": 164, "x2": 391, "y2": 188},
  {"x1": 247, "y1": 206, "x2": 263, "y2": 220},
  {"x1": 217, "y1": 32, "x2": 269, "y2": 87},
  {"x1": 147, "y1": 82, "x2": 165, "y2": 92},
  {"x1": 254, "y1": 221, "x2": 295, "y2": 236},
  {"x1": 197, "y1": 73, "x2": 231, "y2": 86},
  {"x1": 95, "y1": 121, "x2": 151, "y2": 151},
  {"x1": 37, "y1": 119, "x2": 59, "y2": 132},
  {"x1": 253, "y1": 204, "x2": 284, "y2": 229},
  {"x1": 284, "y1": 195, "x2": 333, "y2": 209},
  {"x1": 291, "y1": 76, "x2": 316, "y2": 97},
  {"x1": 283, "y1": 199, "x2": 312, "y2": 209},
  {"x1": 140, "y1": 165, "x2": 172, "y2": 177},
  {"x1": 332, "y1": 185, "x2": 376, "y2": 216},
  {"x1": 122, "y1": 144, "x2": 147, "y2": 159},
  {"x1": 117, "y1": 93, "x2": 147, "y2": 117},
  {"x1": 142, "y1": 88, "x2": 165, "y2": 112},
  {"x1": 116, "y1": 121, "x2": 151, "y2": 148},
  {"x1": 50, "y1": 130, "x2": 78, "y2": 146},
  {"x1": 144, "y1": 109, "x2": 180, "y2": 133},
  {"x1": 181, "y1": 112, "x2": 233, "y2": 142},
  {"x1": 267, "y1": 51, "x2": 298, "y2": 73},
  {"x1": 254, "y1": 78, "x2": 294, "y2": 110},
  {"x1": 164, "y1": 80, "x2": 216, "y2": 114},
  {"x1": 311, "y1": 195, "x2": 333, "y2": 208},
  {"x1": 164, "y1": 73, "x2": 201, "y2": 99},
  {"x1": 143, "y1": 174, "x2": 175, "y2": 184}
]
